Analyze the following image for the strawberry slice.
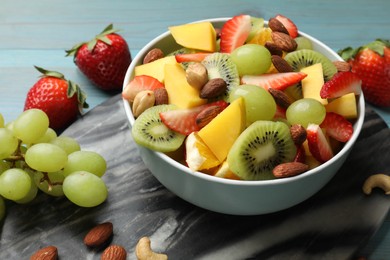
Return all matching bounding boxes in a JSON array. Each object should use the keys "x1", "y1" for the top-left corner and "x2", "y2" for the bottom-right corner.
[
  {"x1": 274, "y1": 14, "x2": 298, "y2": 38},
  {"x1": 294, "y1": 145, "x2": 306, "y2": 163},
  {"x1": 175, "y1": 53, "x2": 211, "y2": 63},
  {"x1": 220, "y1": 14, "x2": 251, "y2": 53},
  {"x1": 320, "y1": 71, "x2": 362, "y2": 99},
  {"x1": 306, "y1": 123, "x2": 334, "y2": 163},
  {"x1": 159, "y1": 100, "x2": 228, "y2": 135},
  {"x1": 122, "y1": 75, "x2": 164, "y2": 102},
  {"x1": 241, "y1": 72, "x2": 307, "y2": 91},
  {"x1": 320, "y1": 112, "x2": 353, "y2": 142}
]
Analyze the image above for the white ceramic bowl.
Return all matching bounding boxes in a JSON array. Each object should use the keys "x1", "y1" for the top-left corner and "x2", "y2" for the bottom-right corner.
[{"x1": 122, "y1": 18, "x2": 365, "y2": 215}]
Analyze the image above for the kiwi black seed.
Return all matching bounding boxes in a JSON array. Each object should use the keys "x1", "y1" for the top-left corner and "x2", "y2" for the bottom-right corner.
[
  {"x1": 131, "y1": 104, "x2": 185, "y2": 152},
  {"x1": 227, "y1": 121, "x2": 297, "y2": 180},
  {"x1": 201, "y1": 52, "x2": 240, "y2": 100}
]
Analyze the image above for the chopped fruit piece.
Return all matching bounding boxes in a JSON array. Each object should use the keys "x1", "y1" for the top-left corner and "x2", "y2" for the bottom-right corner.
[
  {"x1": 325, "y1": 93, "x2": 358, "y2": 119},
  {"x1": 320, "y1": 71, "x2": 362, "y2": 99},
  {"x1": 213, "y1": 161, "x2": 241, "y2": 180},
  {"x1": 241, "y1": 72, "x2": 307, "y2": 91},
  {"x1": 300, "y1": 63, "x2": 328, "y2": 105},
  {"x1": 122, "y1": 75, "x2": 165, "y2": 102},
  {"x1": 294, "y1": 145, "x2": 306, "y2": 163},
  {"x1": 320, "y1": 112, "x2": 353, "y2": 142},
  {"x1": 169, "y1": 22, "x2": 217, "y2": 52},
  {"x1": 175, "y1": 53, "x2": 211, "y2": 63},
  {"x1": 164, "y1": 63, "x2": 207, "y2": 108},
  {"x1": 306, "y1": 123, "x2": 334, "y2": 163},
  {"x1": 198, "y1": 97, "x2": 246, "y2": 162},
  {"x1": 248, "y1": 27, "x2": 272, "y2": 46},
  {"x1": 274, "y1": 14, "x2": 298, "y2": 38},
  {"x1": 135, "y1": 56, "x2": 177, "y2": 83},
  {"x1": 220, "y1": 14, "x2": 252, "y2": 53}
]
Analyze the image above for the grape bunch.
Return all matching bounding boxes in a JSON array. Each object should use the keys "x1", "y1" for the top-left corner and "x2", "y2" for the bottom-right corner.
[{"x1": 0, "y1": 109, "x2": 108, "y2": 221}]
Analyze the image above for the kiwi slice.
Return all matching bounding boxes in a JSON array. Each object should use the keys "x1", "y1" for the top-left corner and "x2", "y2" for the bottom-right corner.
[
  {"x1": 284, "y1": 49, "x2": 337, "y2": 81},
  {"x1": 227, "y1": 121, "x2": 297, "y2": 180},
  {"x1": 131, "y1": 104, "x2": 185, "y2": 152},
  {"x1": 201, "y1": 53, "x2": 240, "y2": 100}
]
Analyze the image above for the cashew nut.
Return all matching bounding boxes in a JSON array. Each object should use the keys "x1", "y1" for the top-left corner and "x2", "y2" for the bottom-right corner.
[
  {"x1": 362, "y1": 173, "x2": 390, "y2": 195},
  {"x1": 135, "y1": 237, "x2": 168, "y2": 260}
]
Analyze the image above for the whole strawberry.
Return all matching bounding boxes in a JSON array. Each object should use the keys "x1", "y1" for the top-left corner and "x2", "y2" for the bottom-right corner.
[
  {"x1": 339, "y1": 39, "x2": 390, "y2": 107},
  {"x1": 66, "y1": 24, "x2": 132, "y2": 91},
  {"x1": 24, "y1": 66, "x2": 88, "y2": 131}
]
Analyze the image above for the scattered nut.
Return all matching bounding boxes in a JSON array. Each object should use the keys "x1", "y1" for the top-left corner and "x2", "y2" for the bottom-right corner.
[
  {"x1": 154, "y1": 88, "x2": 169, "y2": 105},
  {"x1": 362, "y1": 173, "x2": 390, "y2": 195},
  {"x1": 268, "y1": 87, "x2": 293, "y2": 109},
  {"x1": 333, "y1": 60, "x2": 351, "y2": 72},
  {"x1": 136, "y1": 237, "x2": 168, "y2": 260},
  {"x1": 186, "y1": 62, "x2": 209, "y2": 90},
  {"x1": 101, "y1": 244, "x2": 127, "y2": 260},
  {"x1": 132, "y1": 90, "x2": 155, "y2": 117},
  {"x1": 200, "y1": 78, "x2": 227, "y2": 99},
  {"x1": 268, "y1": 17, "x2": 289, "y2": 35},
  {"x1": 143, "y1": 48, "x2": 164, "y2": 64},
  {"x1": 30, "y1": 245, "x2": 58, "y2": 260},
  {"x1": 271, "y1": 31, "x2": 297, "y2": 52},
  {"x1": 196, "y1": 105, "x2": 223, "y2": 128},
  {"x1": 84, "y1": 222, "x2": 113, "y2": 248},
  {"x1": 265, "y1": 42, "x2": 283, "y2": 56},
  {"x1": 271, "y1": 55, "x2": 294, "y2": 73},
  {"x1": 273, "y1": 162, "x2": 309, "y2": 178},
  {"x1": 290, "y1": 124, "x2": 307, "y2": 146}
]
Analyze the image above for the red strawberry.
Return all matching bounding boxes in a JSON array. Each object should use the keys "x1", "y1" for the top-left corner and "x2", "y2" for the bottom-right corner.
[
  {"x1": 320, "y1": 112, "x2": 353, "y2": 142},
  {"x1": 220, "y1": 14, "x2": 251, "y2": 53},
  {"x1": 306, "y1": 123, "x2": 334, "y2": 163},
  {"x1": 320, "y1": 71, "x2": 362, "y2": 99},
  {"x1": 274, "y1": 14, "x2": 298, "y2": 38},
  {"x1": 159, "y1": 101, "x2": 228, "y2": 135},
  {"x1": 294, "y1": 145, "x2": 306, "y2": 163},
  {"x1": 24, "y1": 66, "x2": 88, "y2": 131},
  {"x1": 66, "y1": 24, "x2": 132, "y2": 91},
  {"x1": 175, "y1": 53, "x2": 211, "y2": 63},
  {"x1": 241, "y1": 72, "x2": 307, "y2": 91},
  {"x1": 122, "y1": 75, "x2": 164, "y2": 102},
  {"x1": 339, "y1": 39, "x2": 390, "y2": 107}
]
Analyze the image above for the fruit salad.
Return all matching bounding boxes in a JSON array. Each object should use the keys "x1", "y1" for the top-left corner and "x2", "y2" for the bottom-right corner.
[{"x1": 122, "y1": 14, "x2": 361, "y2": 181}]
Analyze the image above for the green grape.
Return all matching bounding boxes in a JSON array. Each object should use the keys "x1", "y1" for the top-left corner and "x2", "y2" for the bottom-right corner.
[
  {"x1": 229, "y1": 84, "x2": 276, "y2": 125},
  {"x1": 15, "y1": 173, "x2": 38, "y2": 204},
  {"x1": 295, "y1": 36, "x2": 313, "y2": 50},
  {"x1": 25, "y1": 143, "x2": 68, "y2": 172},
  {"x1": 33, "y1": 170, "x2": 65, "y2": 197},
  {"x1": 230, "y1": 44, "x2": 271, "y2": 76},
  {"x1": 286, "y1": 98, "x2": 326, "y2": 128},
  {"x1": 0, "y1": 168, "x2": 32, "y2": 201},
  {"x1": 0, "y1": 160, "x2": 11, "y2": 174},
  {"x1": 0, "y1": 128, "x2": 19, "y2": 160},
  {"x1": 50, "y1": 136, "x2": 80, "y2": 155},
  {"x1": 0, "y1": 113, "x2": 4, "y2": 128},
  {"x1": 34, "y1": 128, "x2": 57, "y2": 144},
  {"x1": 63, "y1": 171, "x2": 108, "y2": 207},
  {"x1": 13, "y1": 109, "x2": 49, "y2": 144},
  {"x1": 63, "y1": 151, "x2": 107, "y2": 177},
  {"x1": 0, "y1": 196, "x2": 5, "y2": 221}
]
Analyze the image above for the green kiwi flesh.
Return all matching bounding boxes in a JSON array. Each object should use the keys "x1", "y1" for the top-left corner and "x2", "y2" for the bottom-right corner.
[
  {"x1": 227, "y1": 120, "x2": 297, "y2": 180},
  {"x1": 131, "y1": 104, "x2": 185, "y2": 152}
]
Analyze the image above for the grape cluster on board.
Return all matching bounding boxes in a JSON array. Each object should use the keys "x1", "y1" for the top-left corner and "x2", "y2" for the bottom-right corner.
[{"x1": 0, "y1": 109, "x2": 108, "y2": 222}]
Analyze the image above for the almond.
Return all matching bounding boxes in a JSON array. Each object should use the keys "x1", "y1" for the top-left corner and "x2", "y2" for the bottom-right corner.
[
  {"x1": 268, "y1": 17, "x2": 289, "y2": 35},
  {"x1": 271, "y1": 55, "x2": 293, "y2": 73},
  {"x1": 268, "y1": 87, "x2": 293, "y2": 108},
  {"x1": 273, "y1": 162, "x2": 309, "y2": 178},
  {"x1": 196, "y1": 105, "x2": 222, "y2": 128},
  {"x1": 290, "y1": 124, "x2": 307, "y2": 146},
  {"x1": 200, "y1": 78, "x2": 227, "y2": 99},
  {"x1": 84, "y1": 222, "x2": 113, "y2": 248},
  {"x1": 30, "y1": 245, "x2": 58, "y2": 260},
  {"x1": 101, "y1": 244, "x2": 127, "y2": 260},
  {"x1": 271, "y1": 31, "x2": 297, "y2": 52},
  {"x1": 143, "y1": 48, "x2": 164, "y2": 64},
  {"x1": 154, "y1": 88, "x2": 169, "y2": 105},
  {"x1": 265, "y1": 41, "x2": 283, "y2": 56},
  {"x1": 333, "y1": 60, "x2": 351, "y2": 72}
]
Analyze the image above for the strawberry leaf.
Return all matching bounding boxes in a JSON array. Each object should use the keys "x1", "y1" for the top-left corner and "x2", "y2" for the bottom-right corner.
[{"x1": 34, "y1": 66, "x2": 65, "y2": 79}]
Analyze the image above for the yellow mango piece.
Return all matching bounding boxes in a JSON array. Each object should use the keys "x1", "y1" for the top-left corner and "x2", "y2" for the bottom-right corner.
[
  {"x1": 135, "y1": 56, "x2": 177, "y2": 83},
  {"x1": 300, "y1": 63, "x2": 328, "y2": 105},
  {"x1": 169, "y1": 22, "x2": 216, "y2": 52},
  {"x1": 248, "y1": 27, "x2": 272, "y2": 46},
  {"x1": 213, "y1": 161, "x2": 241, "y2": 180},
  {"x1": 164, "y1": 63, "x2": 207, "y2": 108},
  {"x1": 325, "y1": 93, "x2": 358, "y2": 119},
  {"x1": 198, "y1": 97, "x2": 246, "y2": 162}
]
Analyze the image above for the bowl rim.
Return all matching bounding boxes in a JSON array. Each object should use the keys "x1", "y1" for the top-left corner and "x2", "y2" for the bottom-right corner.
[{"x1": 122, "y1": 17, "x2": 365, "y2": 187}]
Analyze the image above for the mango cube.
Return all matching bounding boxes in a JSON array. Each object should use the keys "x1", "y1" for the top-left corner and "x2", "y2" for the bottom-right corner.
[
  {"x1": 300, "y1": 63, "x2": 328, "y2": 105},
  {"x1": 325, "y1": 93, "x2": 358, "y2": 119},
  {"x1": 135, "y1": 56, "x2": 177, "y2": 83}
]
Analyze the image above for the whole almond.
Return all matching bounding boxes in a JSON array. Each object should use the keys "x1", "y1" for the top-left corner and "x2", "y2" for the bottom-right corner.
[
  {"x1": 268, "y1": 17, "x2": 289, "y2": 35},
  {"x1": 265, "y1": 41, "x2": 283, "y2": 56},
  {"x1": 196, "y1": 105, "x2": 222, "y2": 128},
  {"x1": 154, "y1": 88, "x2": 169, "y2": 105},
  {"x1": 271, "y1": 55, "x2": 293, "y2": 73},
  {"x1": 84, "y1": 222, "x2": 113, "y2": 248},
  {"x1": 290, "y1": 124, "x2": 307, "y2": 146},
  {"x1": 200, "y1": 78, "x2": 227, "y2": 99},
  {"x1": 273, "y1": 162, "x2": 309, "y2": 178},
  {"x1": 30, "y1": 245, "x2": 58, "y2": 260},
  {"x1": 268, "y1": 87, "x2": 293, "y2": 108},
  {"x1": 333, "y1": 60, "x2": 351, "y2": 72},
  {"x1": 101, "y1": 245, "x2": 127, "y2": 260},
  {"x1": 271, "y1": 31, "x2": 297, "y2": 52},
  {"x1": 143, "y1": 48, "x2": 164, "y2": 64}
]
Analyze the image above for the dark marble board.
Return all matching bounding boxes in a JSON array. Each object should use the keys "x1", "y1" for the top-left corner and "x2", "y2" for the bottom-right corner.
[{"x1": 1, "y1": 94, "x2": 389, "y2": 260}]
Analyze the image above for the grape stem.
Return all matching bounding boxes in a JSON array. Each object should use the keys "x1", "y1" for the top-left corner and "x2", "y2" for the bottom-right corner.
[{"x1": 40, "y1": 172, "x2": 63, "y2": 191}]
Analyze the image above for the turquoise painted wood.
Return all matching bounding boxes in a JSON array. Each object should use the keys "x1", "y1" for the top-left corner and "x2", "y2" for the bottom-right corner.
[{"x1": 0, "y1": 0, "x2": 389, "y2": 258}]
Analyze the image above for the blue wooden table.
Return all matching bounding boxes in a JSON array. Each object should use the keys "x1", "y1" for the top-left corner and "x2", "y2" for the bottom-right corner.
[{"x1": 1, "y1": 0, "x2": 389, "y2": 259}]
